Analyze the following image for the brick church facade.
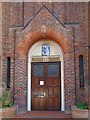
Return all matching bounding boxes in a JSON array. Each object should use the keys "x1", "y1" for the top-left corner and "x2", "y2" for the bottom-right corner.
[{"x1": 1, "y1": 2, "x2": 89, "y2": 112}]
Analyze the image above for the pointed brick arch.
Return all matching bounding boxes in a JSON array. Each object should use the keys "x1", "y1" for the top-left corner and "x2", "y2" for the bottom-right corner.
[{"x1": 17, "y1": 28, "x2": 70, "y2": 56}]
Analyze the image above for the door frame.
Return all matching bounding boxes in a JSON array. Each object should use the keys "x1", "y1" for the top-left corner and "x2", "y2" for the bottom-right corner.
[{"x1": 27, "y1": 41, "x2": 65, "y2": 111}]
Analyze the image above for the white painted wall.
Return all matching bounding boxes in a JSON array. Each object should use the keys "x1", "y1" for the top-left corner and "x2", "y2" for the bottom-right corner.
[{"x1": 27, "y1": 40, "x2": 64, "y2": 111}]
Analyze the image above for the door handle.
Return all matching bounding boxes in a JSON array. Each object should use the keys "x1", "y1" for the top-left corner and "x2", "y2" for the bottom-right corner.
[
  {"x1": 45, "y1": 88, "x2": 49, "y2": 98},
  {"x1": 45, "y1": 88, "x2": 48, "y2": 93}
]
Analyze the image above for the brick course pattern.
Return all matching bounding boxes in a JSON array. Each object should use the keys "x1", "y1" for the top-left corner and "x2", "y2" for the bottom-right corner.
[
  {"x1": 0, "y1": 106, "x2": 17, "y2": 118},
  {"x1": 72, "y1": 106, "x2": 89, "y2": 118},
  {"x1": 2, "y1": 2, "x2": 89, "y2": 112}
]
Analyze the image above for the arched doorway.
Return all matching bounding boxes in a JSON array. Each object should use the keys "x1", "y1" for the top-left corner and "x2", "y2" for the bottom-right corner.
[{"x1": 27, "y1": 40, "x2": 64, "y2": 111}]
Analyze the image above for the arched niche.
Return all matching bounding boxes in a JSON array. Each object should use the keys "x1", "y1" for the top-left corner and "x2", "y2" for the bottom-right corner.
[{"x1": 27, "y1": 40, "x2": 64, "y2": 111}]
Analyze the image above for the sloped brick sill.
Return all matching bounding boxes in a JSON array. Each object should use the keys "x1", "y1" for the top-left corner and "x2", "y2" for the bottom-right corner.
[
  {"x1": 0, "y1": 105, "x2": 18, "y2": 118},
  {"x1": 72, "y1": 105, "x2": 89, "y2": 118}
]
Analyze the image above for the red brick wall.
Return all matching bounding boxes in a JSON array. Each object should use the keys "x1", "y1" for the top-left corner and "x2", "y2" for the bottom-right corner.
[
  {"x1": 88, "y1": 2, "x2": 90, "y2": 110},
  {"x1": 2, "y1": 2, "x2": 89, "y2": 111}
]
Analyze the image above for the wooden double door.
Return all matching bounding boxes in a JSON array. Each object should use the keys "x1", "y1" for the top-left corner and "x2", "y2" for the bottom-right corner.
[{"x1": 31, "y1": 62, "x2": 61, "y2": 111}]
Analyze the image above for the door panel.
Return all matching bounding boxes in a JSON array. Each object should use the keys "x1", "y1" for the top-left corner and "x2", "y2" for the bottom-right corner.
[
  {"x1": 31, "y1": 62, "x2": 61, "y2": 111},
  {"x1": 48, "y1": 97, "x2": 54, "y2": 110}
]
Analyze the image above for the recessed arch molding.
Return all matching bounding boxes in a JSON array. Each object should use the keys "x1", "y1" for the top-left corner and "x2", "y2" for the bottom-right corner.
[{"x1": 17, "y1": 28, "x2": 70, "y2": 56}]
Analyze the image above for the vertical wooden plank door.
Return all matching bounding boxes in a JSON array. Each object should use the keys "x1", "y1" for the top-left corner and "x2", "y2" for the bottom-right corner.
[{"x1": 31, "y1": 62, "x2": 61, "y2": 111}]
